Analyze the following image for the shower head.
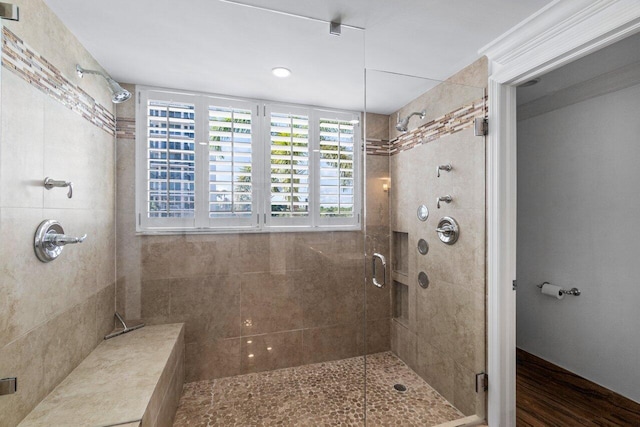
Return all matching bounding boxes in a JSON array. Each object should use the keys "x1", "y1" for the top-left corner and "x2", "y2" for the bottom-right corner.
[
  {"x1": 396, "y1": 109, "x2": 426, "y2": 132},
  {"x1": 76, "y1": 64, "x2": 131, "y2": 104}
]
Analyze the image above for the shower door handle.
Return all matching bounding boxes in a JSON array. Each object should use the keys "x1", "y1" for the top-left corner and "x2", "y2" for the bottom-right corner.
[{"x1": 372, "y1": 253, "x2": 387, "y2": 288}]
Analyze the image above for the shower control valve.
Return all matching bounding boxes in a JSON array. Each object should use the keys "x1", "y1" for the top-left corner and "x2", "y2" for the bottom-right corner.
[{"x1": 34, "y1": 220, "x2": 88, "y2": 263}]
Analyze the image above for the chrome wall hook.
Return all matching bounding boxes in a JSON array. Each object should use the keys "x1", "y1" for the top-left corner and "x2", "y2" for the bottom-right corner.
[{"x1": 44, "y1": 177, "x2": 73, "y2": 198}]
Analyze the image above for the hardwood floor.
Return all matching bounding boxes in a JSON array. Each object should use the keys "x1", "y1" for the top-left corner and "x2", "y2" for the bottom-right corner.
[{"x1": 516, "y1": 348, "x2": 640, "y2": 426}]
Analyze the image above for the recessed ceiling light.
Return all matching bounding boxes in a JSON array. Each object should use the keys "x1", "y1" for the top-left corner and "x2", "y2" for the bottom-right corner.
[{"x1": 272, "y1": 67, "x2": 291, "y2": 78}]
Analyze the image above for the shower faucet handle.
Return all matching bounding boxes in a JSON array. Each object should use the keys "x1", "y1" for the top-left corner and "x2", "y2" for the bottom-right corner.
[
  {"x1": 436, "y1": 195, "x2": 452, "y2": 209},
  {"x1": 44, "y1": 232, "x2": 87, "y2": 247},
  {"x1": 44, "y1": 177, "x2": 73, "y2": 198},
  {"x1": 437, "y1": 164, "x2": 452, "y2": 178}
]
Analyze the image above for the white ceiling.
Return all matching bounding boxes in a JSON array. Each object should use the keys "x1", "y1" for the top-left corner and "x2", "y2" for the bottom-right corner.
[{"x1": 44, "y1": 0, "x2": 552, "y2": 114}]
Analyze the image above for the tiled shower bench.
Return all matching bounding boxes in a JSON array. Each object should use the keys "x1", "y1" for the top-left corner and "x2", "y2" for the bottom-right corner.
[{"x1": 19, "y1": 324, "x2": 184, "y2": 427}]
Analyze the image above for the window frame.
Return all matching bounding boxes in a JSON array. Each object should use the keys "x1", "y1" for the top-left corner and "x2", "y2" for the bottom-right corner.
[
  {"x1": 135, "y1": 86, "x2": 361, "y2": 234},
  {"x1": 136, "y1": 89, "x2": 200, "y2": 231}
]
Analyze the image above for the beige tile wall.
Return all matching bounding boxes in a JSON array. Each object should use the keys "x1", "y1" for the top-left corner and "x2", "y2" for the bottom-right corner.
[
  {"x1": 389, "y1": 57, "x2": 488, "y2": 142},
  {"x1": 388, "y1": 58, "x2": 487, "y2": 417},
  {"x1": 116, "y1": 99, "x2": 391, "y2": 382},
  {"x1": 0, "y1": 1, "x2": 116, "y2": 425}
]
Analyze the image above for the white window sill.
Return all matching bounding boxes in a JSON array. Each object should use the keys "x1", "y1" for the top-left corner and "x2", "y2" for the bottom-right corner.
[{"x1": 135, "y1": 224, "x2": 362, "y2": 236}]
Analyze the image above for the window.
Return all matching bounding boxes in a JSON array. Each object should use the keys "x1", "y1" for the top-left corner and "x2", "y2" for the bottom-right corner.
[
  {"x1": 318, "y1": 117, "x2": 356, "y2": 222},
  {"x1": 136, "y1": 88, "x2": 361, "y2": 232},
  {"x1": 145, "y1": 98, "x2": 196, "y2": 225},
  {"x1": 205, "y1": 101, "x2": 258, "y2": 228}
]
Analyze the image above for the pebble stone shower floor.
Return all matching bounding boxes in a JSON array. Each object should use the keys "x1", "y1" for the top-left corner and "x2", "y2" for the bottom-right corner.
[{"x1": 173, "y1": 351, "x2": 463, "y2": 426}]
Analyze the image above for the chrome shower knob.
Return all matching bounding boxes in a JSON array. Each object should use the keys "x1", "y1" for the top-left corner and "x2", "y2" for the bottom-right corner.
[
  {"x1": 436, "y1": 217, "x2": 459, "y2": 245},
  {"x1": 34, "y1": 220, "x2": 88, "y2": 262}
]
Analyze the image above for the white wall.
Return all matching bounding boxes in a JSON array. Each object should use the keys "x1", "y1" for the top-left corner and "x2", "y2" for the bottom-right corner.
[{"x1": 516, "y1": 82, "x2": 640, "y2": 403}]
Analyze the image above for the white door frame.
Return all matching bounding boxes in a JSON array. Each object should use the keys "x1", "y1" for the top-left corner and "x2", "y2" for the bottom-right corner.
[{"x1": 480, "y1": 1, "x2": 640, "y2": 425}]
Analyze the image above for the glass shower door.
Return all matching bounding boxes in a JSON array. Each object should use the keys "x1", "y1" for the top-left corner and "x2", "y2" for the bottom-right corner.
[{"x1": 363, "y1": 69, "x2": 487, "y2": 425}]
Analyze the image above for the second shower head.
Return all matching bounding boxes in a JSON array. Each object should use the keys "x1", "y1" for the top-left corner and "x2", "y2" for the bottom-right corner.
[
  {"x1": 76, "y1": 64, "x2": 131, "y2": 104},
  {"x1": 396, "y1": 109, "x2": 426, "y2": 132}
]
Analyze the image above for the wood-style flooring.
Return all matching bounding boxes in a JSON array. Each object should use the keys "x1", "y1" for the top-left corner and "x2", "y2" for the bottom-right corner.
[{"x1": 516, "y1": 348, "x2": 640, "y2": 426}]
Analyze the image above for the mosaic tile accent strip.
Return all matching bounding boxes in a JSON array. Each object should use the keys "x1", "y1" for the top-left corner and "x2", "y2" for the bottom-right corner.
[
  {"x1": 366, "y1": 139, "x2": 391, "y2": 156},
  {"x1": 1, "y1": 27, "x2": 116, "y2": 136},
  {"x1": 116, "y1": 117, "x2": 136, "y2": 140},
  {"x1": 388, "y1": 97, "x2": 487, "y2": 156},
  {"x1": 173, "y1": 352, "x2": 463, "y2": 426}
]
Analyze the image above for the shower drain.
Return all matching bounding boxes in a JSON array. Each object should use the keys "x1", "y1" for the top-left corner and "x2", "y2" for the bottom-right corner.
[{"x1": 393, "y1": 383, "x2": 407, "y2": 392}]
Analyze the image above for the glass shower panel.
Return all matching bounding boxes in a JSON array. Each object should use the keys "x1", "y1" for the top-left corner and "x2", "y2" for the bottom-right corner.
[{"x1": 364, "y1": 69, "x2": 487, "y2": 425}]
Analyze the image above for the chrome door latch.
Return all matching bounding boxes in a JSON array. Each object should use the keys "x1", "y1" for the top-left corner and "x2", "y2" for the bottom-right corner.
[{"x1": 0, "y1": 377, "x2": 17, "y2": 395}]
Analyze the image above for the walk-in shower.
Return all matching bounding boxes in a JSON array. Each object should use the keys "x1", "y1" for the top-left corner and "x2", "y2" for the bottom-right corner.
[{"x1": 0, "y1": 1, "x2": 487, "y2": 425}]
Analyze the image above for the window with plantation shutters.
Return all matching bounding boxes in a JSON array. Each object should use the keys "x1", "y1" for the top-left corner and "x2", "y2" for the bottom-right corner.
[
  {"x1": 318, "y1": 117, "x2": 355, "y2": 221},
  {"x1": 146, "y1": 99, "x2": 196, "y2": 222},
  {"x1": 137, "y1": 87, "x2": 360, "y2": 233},
  {"x1": 269, "y1": 109, "x2": 310, "y2": 222},
  {"x1": 207, "y1": 102, "x2": 256, "y2": 226}
]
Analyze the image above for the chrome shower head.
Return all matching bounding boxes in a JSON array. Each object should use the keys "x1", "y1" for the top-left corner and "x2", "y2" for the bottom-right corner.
[
  {"x1": 76, "y1": 64, "x2": 131, "y2": 104},
  {"x1": 396, "y1": 109, "x2": 426, "y2": 132}
]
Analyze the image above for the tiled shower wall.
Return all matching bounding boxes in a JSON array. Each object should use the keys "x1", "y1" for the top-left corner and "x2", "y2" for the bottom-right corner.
[
  {"x1": 116, "y1": 92, "x2": 391, "y2": 382},
  {"x1": 388, "y1": 57, "x2": 488, "y2": 417},
  {"x1": 0, "y1": 1, "x2": 116, "y2": 425}
]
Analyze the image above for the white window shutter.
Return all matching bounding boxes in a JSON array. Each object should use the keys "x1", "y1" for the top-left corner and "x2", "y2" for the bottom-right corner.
[
  {"x1": 318, "y1": 118, "x2": 356, "y2": 218},
  {"x1": 143, "y1": 96, "x2": 197, "y2": 229},
  {"x1": 267, "y1": 105, "x2": 312, "y2": 227},
  {"x1": 137, "y1": 88, "x2": 360, "y2": 233},
  {"x1": 206, "y1": 100, "x2": 259, "y2": 228}
]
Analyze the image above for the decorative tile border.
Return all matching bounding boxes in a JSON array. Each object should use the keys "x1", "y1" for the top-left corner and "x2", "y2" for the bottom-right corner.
[
  {"x1": 1, "y1": 27, "x2": 116, "y2": 136},
  {"x1": 390, "y1": 97, "x2": 487, "y2": 155},
  {"x1": 365, "y1": 97, "x2": 487, "y2": 156},
  {"x1": 116, "y1": 117, "x2": 136, "y2": 140},
  {"x1": 365, "y1": 139, "x2": 391, "y2": 156}
]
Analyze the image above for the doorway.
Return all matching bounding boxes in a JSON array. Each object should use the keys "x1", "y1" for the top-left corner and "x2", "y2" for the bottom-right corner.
[
  {"x1": 514, "y1": 31, "x2": 640, "y2": 425},
  {"x1": 482, "y1": 2, "x2": 640, "y2": 425}
]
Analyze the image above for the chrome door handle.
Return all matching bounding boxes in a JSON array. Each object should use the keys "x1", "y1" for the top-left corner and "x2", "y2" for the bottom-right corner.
[{"x1": 372, "y1": 252, "x2": 387, "y2": 288}]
